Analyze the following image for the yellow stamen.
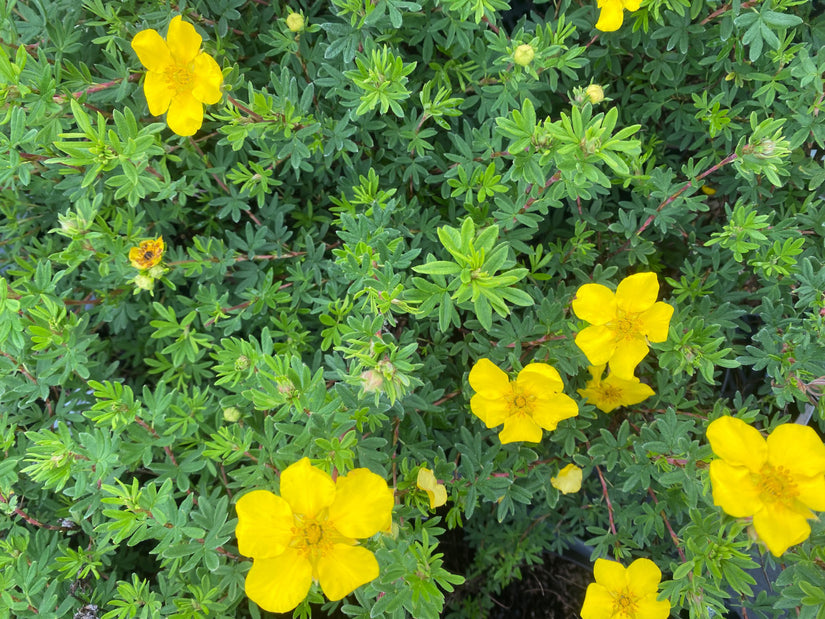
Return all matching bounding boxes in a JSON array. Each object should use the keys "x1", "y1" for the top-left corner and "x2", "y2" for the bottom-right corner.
[{"x1": 756, "y1": 463, "x2": 798, "y2": 504}]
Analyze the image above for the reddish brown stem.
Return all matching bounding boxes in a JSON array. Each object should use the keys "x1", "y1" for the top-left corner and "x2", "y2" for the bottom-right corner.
[
  {"x1": 133, "y1": 417, "x2": 179, "y2": 467},
  {"x1": 0, "y1": 491, "x2": 70, "y2": 531},
  {"x1": 647, "y1": 488, "x2": 687, "y2": 562},
  {"x1": 595, "y1": 465, "x2": 617, "y2": 536}
]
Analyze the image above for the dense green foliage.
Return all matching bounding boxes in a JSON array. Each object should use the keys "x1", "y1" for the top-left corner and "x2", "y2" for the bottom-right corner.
[{"x1": 2, "y1": 0, "x2": 825, "y2": 617}]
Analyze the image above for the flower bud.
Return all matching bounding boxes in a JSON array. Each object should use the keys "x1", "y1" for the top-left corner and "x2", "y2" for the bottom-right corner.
[
  {"x1": 235, "y1": 355, "x2": 250, "y2": 372},
  {"x1": 360, "y1": 369, "x2": 384, "y2": 393},
  {"x1": 513, "y1": 44, "x2": 535, "y2": 67},
  {"x1": 147, "y1": 264, "x2": 166, "y2": 279},
  {"x1": 223, "y1": 406, "x2": 242, "y2": 422},
  {"x1": 134, "y1": 273, "x2": 155, "y2": 292},
  {"x1": 585, "y1": 84, "x2": 605, "y2": 104},
  {"x1": 286, "y1": 12, "x2": 305, "y2": 32}
]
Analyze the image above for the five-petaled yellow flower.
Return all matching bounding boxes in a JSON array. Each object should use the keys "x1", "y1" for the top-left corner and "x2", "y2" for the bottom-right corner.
[
  {"x1": 128, "y1": 236, "x2": 164, "y2": 270},
  {"x1": 581, "y1": 557, "x2": 671, "y2": 619},
  {"x1": 572, "y1": 273, "x2": 673, "y2": 380},
  {"x1": 235, "y1": 458, "x2": 394, "y2": 613},
  {"x1": 595, "y1": 0, "x2": 641, "y2": 32},
  {"x1": 551, "y1": 463, "x2": 583, "y2": 495},
  {"x1": 578, "y1": 364, "x2": 655, "y2": 413},
  {"x1": 131, "y1": 15, "x2": 223, "y2": 136},
  {"x1": 468, "y1": 358, "x2": 578, "y2": 444},
  {"x1": 416, "y1": 467, "x2": 447, "y2": 509},
  {"x1": 707, "y1": 416, "x2": 825, "y2": 556}
]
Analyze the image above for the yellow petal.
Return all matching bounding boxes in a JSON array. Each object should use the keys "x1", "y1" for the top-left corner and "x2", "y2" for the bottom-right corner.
[
  {"x1": 143, "y1": 70, "x2": 172, "y2": 116},
  {"x1": 593, "y1": 558, "x2": 627, "y2": 591},
  {"x1": 470, "y1": 393, "x2": 509, "y2": 428},
  {"x1": 706, "y1": 416, "x2": 767, "y2": 471},
  {"x1": 625, "y1": 558, "x2": 662, "y2": 596},
  {"x1": 622, "y1": 0, "x2": 641, "y2": 10},
  {"x1": 517, "y1": 363, "x2": 564, "y2": 394},
  {"x1": 639, "y1": 302, "x2": 674, "y2": 342},
  {"x1": 609, "y1": 375, "x2": 655, "y2": 407},
  {"x1": 607, "y1": 338, "x2": 648, "y2": 379},
  {"x1": 595, "y1": 0, "x2": 624, "y2": 31},
  {"x1": 580, "y1": 582, "x2": 614, "y2": 619},
  {"x1": 499, "y1": 414, "x2": 542, "y2": 444},
  {"x1": 166, "y1": 92, "x2": 204, "y2": 136},
  {"x1": 796, "y1": 475, "x2": 825, "y2": 511},
  {"x1": 551, "y1": 464, "x2": 582, "y2": 494},
  {"x1": 417, "y1": 468, "x2": 448, "y2": 508},
  {"x1": 635, "y1": 596, "x2": 671, "y2": 619},
  {"x1": 235, "y1": 490, "x2": 294, "y2": 559},
  {"x1": 468, "y1": 358, "x2": 511, "y2": 398},
  {"x1": 280, "y1": 457, "x2": 336, "y2": 518},
  {"x1": 709, "y1": 460, "x2": 763, "y2": 518},
  {"x1": 575, "y1": 325, "x2": 617, "y2": 365},
  {"x1": 578, "y1": 384, "x2": 619, "y2": 413},
  {"x1": 766, "y1": 423, "x2": 825, "y2": 478},
  {"x1": 131, "y1": 29, "x2": 172, "y2": 72},
  {"x1": 753, "y1": 502, "x2": 812, "y2": 556},
  {"x1": 531, "y1": 393, "x2": 578, "y2": 431},
  {"x1": 166, "y1": 15, "x2": 202, "y2": 65},
  {"x1": 616, "y1": 273, "x2": 659, "y2": 314},
  {"x1": 191, "y1": 52, "x2": 223, "y2": 104},
  {"x1": 329, "y1": 468, "x2": 393, "y2": 539},
  {"x1": 245, "y1": 549, "x2": 313, "y2": 613},
  {"x1": 587, "y1": 364, "x2": 607, "y2": 382},
  {"x1": 317, "y1": 544, "x2": 379, "y2": 601},
  {"x1": 572, "y1": 283, "x2": 616, "y2": 325}
]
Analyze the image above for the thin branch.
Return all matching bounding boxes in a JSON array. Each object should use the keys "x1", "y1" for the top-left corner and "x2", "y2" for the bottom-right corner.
[{"x1": 595, "y1": 465, "x2": 617, "y2": 536}]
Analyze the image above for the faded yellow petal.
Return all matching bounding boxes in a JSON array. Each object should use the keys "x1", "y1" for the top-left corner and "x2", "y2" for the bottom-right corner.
[
  {"x1": 595, "y1": 0, "x2": 624, "y2": 31},
  {"x1": 166, "y1": 92, "x2": 203, "y2": 136},
  {"x1": 531, "y1": 393, "x2": 578, "y2": 431},
  {"x1": 575, "y1": 325, "x2": 617, "y2": 365},
  {"x1": 499, "y1": 414, "x2": 542, "y2": 444},
  {"x1": 517, "y1": 363, "x2": 564, "y2": 394},
  {"x1": 191, "y1": 52, "x2": 223, "y2": 104},
  {"x1": 639, "y1": 302, "x2": 674, "y2": 343},
  {"x1": 615, "y1": 273, "x2": 659, "y2": 314},
  {"x1": 280, "y1": 457, "x2": 336, "y2": 518},
  {"x1": 709, "y1": 460, "x2": 763, "y2": 517},
  {"x1": 572, "y1": 283, "x2": 616, "y2": 325},
  {"x1": 707, "y1": 416, "x2": 767, "y2": 471},
  {"x1": 131, "y1": 29, "x2": 172, "y2": 72},
  {"x1": 143, "y1": 70, "x2": 172, "y2": 116},
  {"x1": 245, "y1": 549, "x2": 313, "y2": 613},
  {"x1": 580, "y1": 582, "x2": 614, "y2": 619},
  {"x1": 551, "y1": 464, "x2": 582, "y2": 494},
  {"x1": 329, "y1": 468, "x2": 393, "y2": 539},
  {"x1": 635, "y1": 596, "x2": 671, "y2": 619},
  {"x1": 417, "y1": 468, "x2": 447, "y2": 509},
  {"x1": 235, "y1": 490, "x2": 294, "y2": 559},
  {"x1": 607, "y1": 337, "x2": 648, "y2": 380},
  {"x1": 625, "y1": 557, "x2": 662, "y2": 597},
  {"x1": 593, "y1": 557, "x2": 627, "y2": 591},
  {"x1": 317, "y1": 544, "x2": 379, "y2": 601},
  {"x1": 166, "y1": 15, "x2": 201, "y2": 65},
  {"x1": 468, "y1": 358, "x2": 511, "y2": 398},
  {"x1": 470, "y1": 393, "x2": 509, "y2": 428},
  {"x1": 753, "y1": 502, "x2": 812, "y2": 556},
  {"x1": 766, "y1": 423, "x2": 825, "y2": 478}
]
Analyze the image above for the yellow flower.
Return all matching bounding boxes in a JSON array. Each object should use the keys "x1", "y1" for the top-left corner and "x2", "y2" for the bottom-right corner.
[
  {"x1": 128, "y1": 236, "x2": 164, "y2": 270},
  {"x1": 286, "y1": 12, "x2": 305, "y2": 32},
  {"x1": 131, "y1": 16, "x2": 223, "y2": 136},
  {"x1": 513, "y1": 44, "x2": 535, "y2": 66},
  {"x1": 595, "y1": 0, "x2": 641, "y2": 32},
  {"x1": 581, "y1": 558, "x2": 670, "y2": 619},
  {"x1": 235, "y1": 458, "x2": 394, "y2": 613},
  {"x1": 468, "y1": 358, "x2": 578, "y2": 444},
  {"x1": 551, "y1": 464, "x2": 583, "y2": 494},
  {"x1": 416, "y1": 467, "x2": 447, "y2": 509},
  {"x1": 577, "y1": 364, "x2": 655, "y2": 413},
  {"x1": 707, "y1": 416, "x2": 825, "y2": 556},
  {"x1": 572, "y1": 273, "x2": 674, "y2": 380}
]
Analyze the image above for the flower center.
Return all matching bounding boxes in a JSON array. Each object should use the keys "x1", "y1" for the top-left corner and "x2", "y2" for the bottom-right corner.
[
  {"x1": 164, "y1": 64, "x2": 194, "y2": 95},
  {"x1": 600, "y1": 383, "x2": 623, "y2": 404},
  {"x1": 756, "y1": 463, "x2": 798, "y2": 504},
  {"x1": 291, "y1": 516, "x2": 335, "y2": 558},
  {"x1": 612, "y1": 590, "x2": 638, "y2": 616},
  {"x1": 609, "y1": 310, "x2": 642, "y2": 341},
  {"x1": 506, "y1": 383, "x2": 535, "y2": 417}
]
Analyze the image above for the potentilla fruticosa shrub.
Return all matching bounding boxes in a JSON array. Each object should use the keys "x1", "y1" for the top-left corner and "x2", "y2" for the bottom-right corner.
[{"x1": 2, "y1": 0, "x2": 825, "y2": 617}]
